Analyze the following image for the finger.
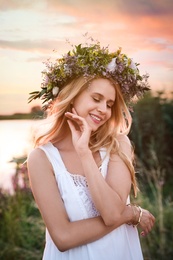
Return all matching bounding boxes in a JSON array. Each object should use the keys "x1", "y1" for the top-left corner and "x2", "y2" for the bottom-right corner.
[
  {"x1": 140, "y1": 222, "x2": 152, "y2": 234},
  {"x1": 67, "y1": 117, "x2": 85, "y2": 134},
  {"x1": 141, "y1": 228, "x2": 149, "y2": 236},
  {"x1": 65, "y1": 112, "x2": 84, "y2": 124},
  {"x1": 65, "y1": 111, "x2": 91, "y2": 135},
  {"x1": 140, "y1": 231, "x2": 145, "y2": 236},
  {"x1": 65, "y1": 112, "x2": 75, "y2": 119},
  {"x1": 147, "y1": 223, "x2": 152, "y2": 233},
  {"x1": 143, "y1": 221, "x2": 153, "y2": 235},
  {"x1": 140, "y1": 231, "x2": 146, "y2": 237},
  {"x1": 67, "y1": 119, "x2": 76, "y2": 132},
  {"x1": 72, "y1": 107, "x2": 78, "y2": 115},
  {"x1": 65, "y1": 113, "x2": 83, "y2": 128}
]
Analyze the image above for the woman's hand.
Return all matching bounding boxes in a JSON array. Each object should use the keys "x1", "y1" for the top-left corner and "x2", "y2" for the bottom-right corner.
[
  {"x1": 65, "y1": 108, "x2": 92, "y2": 155},
  {"x1": 127, "y1": 204, "x2": 155, "y2": 236},
  {"x1": 138, "y1": 208, "x2": 155, "y2": 236}
]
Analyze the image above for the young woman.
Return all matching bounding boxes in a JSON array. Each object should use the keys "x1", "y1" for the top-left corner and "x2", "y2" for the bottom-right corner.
[{"x1": 27, "y1": 42, "x2": 155, "y2": 259}]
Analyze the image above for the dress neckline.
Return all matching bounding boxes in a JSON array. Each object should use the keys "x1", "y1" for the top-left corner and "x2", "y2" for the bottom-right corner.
[
  {"x1": 48, "y1": 142, "x2": 88, "y2": 178},
  {"x1": 48, "y1": 141, "x2": 103, "y2": 178}
]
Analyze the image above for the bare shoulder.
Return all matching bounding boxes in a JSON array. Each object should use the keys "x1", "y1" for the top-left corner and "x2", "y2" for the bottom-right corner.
[
  {"x1": 111, "y1": 134, "x2": 133, "y2": 160},
  {"x1": 27, "y1": 147, "x2": 53, "y2": 178},
  {"x1": 28, "y1": 147, "x2": 46, "y2": 163},
  {"x1": 116, "y1": 134, "x2": 131, "y2": 145}
]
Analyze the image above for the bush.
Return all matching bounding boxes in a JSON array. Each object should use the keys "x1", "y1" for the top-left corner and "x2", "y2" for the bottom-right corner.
[
  {"x1": 0, "y1": 188, "x2": 45, "y2": 260},
  {"x1": 132, "y1": 149, "x2": 173, "y2": 260}
]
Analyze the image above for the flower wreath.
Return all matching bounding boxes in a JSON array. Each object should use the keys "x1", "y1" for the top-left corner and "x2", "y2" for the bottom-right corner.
[{"x1": 28, "y1": 40, "x2": 150, "y2": 110}]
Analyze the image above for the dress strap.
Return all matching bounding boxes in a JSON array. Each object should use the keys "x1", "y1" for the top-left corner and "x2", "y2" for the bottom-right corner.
[
  {"x1": 38, "y1": 142, "x2": 64, "y2": 176},
  {"x1": 99, "y1": 148, "x2": 110, "y2": 178},
  {"x1": 39, "y1": 143, "x2": 110, "y2": 179}
]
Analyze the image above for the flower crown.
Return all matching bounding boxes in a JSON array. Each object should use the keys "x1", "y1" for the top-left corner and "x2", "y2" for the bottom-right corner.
[{"x1": 28, "y1": 40, "x2": 150, "y2": 110}]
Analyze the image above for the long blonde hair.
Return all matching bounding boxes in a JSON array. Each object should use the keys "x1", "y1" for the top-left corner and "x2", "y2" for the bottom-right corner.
[{"x1": 34, "y1": 76, "x2": 138, "y2": 196}]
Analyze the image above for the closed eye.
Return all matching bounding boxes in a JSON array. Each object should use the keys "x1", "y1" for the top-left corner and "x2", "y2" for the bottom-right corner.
[
  {"x1": 93, "y1": 97, "x2": 114, "y2": 108},
  {"x1": 107, "y1": 104, "x2": 112, "y2": 108},
  {"x1": 107, "y1": 101, "x2": 114, "y2": 108},
  {"x1": 93, "y1": 97, "x2": 100, "y2": 102}
]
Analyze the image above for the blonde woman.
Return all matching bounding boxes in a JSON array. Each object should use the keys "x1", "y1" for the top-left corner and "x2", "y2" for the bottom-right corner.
[{"x1": 27, "y1": 42, "x2": 155, "y2": 260}]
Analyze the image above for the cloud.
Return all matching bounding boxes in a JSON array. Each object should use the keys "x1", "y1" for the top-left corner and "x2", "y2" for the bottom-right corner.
[
  {"x1": 45, "y1": 0, "x2": 173, "y2": 46},
  {"x1": 26, "y1": 56, "x2": 49, "y2": 62},
  {"x1": 0, "y1": 39, "x2": 68, "y2": 53},
  {"x1": 47, "y1": 0, "x2": 173, "y2": 16},
  {"x1": 0, "y1": 0, "x2": 45, "y2": 11},
  {"x1": 1, "y1": 0, "x2": 173, "y2": 16},
  {"x1": 114, "y1": 0, "x2": 173, "y2": 16},
  {"x1": 126, "y1": 15, "x2": 172, "y2": 40}
]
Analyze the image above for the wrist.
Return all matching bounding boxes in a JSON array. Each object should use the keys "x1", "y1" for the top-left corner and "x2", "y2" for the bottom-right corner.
[
  {"x1": 127, "y1": 204, "x2": 143, "y2": 227},
  {"x1": 125, "y1": 204, "x2": 134, "y2": 223},
  {"x1": 133, "y1": 205, "x2": 143, "y2": 227},
  {"x1": 77, "y1": 148, "x2": 92, "y2": 159}
]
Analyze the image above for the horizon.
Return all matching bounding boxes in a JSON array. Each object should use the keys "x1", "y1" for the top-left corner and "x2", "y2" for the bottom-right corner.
[{"x1": 0, "y1": 0, "x2": 173, "y2": 115}]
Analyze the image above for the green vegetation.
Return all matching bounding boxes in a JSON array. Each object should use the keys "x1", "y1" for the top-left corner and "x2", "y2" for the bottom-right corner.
[
  {"x1": 0, "y1": 92, "x2": 173, "y2": 259},
  {"x1": 0, "y1": 189, "x2": 45, "y2": 260},
  {"x1": 0, "y1": 158, "x2": 45, "y2": 260},
  {"x1": 130, "y1": 91, "x2": 173, "y2": 259},
  {"x1": 0, "y1": 106, "x2": 44, "y2": 120}
]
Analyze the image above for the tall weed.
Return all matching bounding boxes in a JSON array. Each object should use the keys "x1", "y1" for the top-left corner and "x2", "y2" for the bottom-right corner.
[
  {"x1": 0, "y1": 188, "x2": 45, "y2": 260},
  {"x1": 133, "y1": 149, "x2": 173, "y2": 260}
]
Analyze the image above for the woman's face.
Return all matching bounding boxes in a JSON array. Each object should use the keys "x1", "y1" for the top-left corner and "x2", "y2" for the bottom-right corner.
[{"x1": 73, "y1": 78, "x2": 116, "y2": 132}]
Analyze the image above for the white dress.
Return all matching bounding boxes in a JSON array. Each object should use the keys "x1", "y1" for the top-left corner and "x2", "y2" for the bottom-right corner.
[{"x1": 39, "y1": 142, "x2": 143, "y2": 260}]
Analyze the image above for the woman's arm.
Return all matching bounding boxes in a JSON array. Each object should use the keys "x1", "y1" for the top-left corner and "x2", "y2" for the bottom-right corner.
[
  {"x1": 27, "y1": 148, "x2": 136, "y2": 252},
  {"x1": 80, "y1": 135, "x2": 155, "y2": 232},
  {"x1": 66, "y1": 111, "x2": 155, "y2": 232},
  {"x1": 66, "y1": 111, "x2": 133, "y2": 225},
  {"x1": 79, "y1": 136, "x2": 135, "y2": 225}
]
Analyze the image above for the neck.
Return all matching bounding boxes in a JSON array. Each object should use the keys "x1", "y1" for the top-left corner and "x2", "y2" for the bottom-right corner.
[{"x1": 53, "y1": 130, "x2": 74, "y2": 151}]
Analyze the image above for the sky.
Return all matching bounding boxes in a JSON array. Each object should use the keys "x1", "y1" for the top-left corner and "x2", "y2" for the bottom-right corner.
[{"x1": 0, "y1": 0, "x2": 173, "y2": 115}]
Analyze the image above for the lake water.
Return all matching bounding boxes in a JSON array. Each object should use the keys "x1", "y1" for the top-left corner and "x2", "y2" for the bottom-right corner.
[{"x1": 0, "y1": 120, "x2": 40, "y2": 191}]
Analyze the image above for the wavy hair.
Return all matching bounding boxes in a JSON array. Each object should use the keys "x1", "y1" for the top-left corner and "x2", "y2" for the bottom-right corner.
[{"x1": 34, "y1": 76, "x2": 138, "y2": 196}]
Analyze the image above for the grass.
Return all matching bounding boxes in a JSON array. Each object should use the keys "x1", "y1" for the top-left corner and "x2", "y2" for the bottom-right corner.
[{"x1": 0, "y1": 188, "x2": 45, "y2": 260}]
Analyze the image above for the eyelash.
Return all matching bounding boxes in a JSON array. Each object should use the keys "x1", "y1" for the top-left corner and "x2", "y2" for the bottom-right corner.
[
  {"x1": 93, "y1": 98, "x2": 112, "y2": 109},
  {"x1": 93, "y1": 97, "x2": 100, "y2": 102}
]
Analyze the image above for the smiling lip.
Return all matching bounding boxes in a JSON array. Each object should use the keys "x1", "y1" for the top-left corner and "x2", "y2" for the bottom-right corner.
[{"x1": 90, "y1": 114, "x2": 102, "y2": 124}]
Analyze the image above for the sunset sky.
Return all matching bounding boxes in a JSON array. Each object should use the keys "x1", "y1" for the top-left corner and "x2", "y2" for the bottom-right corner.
[{"x1": 0, "y1": 0, "x2": 173, "y2": 115}]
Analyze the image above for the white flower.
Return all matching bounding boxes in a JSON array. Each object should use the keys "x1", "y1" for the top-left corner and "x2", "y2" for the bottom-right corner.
[
  {"x1": 129, "y1": 59, "x2": 138, "y2": 79},
  {"x1": 129, "y1": 59, "x2": 137, "y2": 71},
  {"x1": 106, "y1": 57, "x2": 117, "y2": 72},
  {"x1": 52, "y1": 87, "x2": 59, "y2": 96}
]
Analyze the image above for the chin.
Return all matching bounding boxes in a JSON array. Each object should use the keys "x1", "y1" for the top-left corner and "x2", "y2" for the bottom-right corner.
[
  {"x1": 91, "y1": 125, "x2": 102, "y2": 132},
  {"x1": 87, "y1": 119, "x2": 103, "y2": 132}
]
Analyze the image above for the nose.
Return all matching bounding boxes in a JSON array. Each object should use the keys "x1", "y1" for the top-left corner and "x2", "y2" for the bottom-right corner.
[{"x1": 97, "y1": 101, "x2": 107, "y2": 114}]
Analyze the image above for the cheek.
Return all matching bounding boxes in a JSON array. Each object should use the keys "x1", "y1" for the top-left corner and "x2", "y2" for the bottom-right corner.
[
  {"x1": 107, "y1": 110, "x2": 112, "y2": 120},
  {"x1": 73, "y1": 104, "x2": 87, "y2": 117}
]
